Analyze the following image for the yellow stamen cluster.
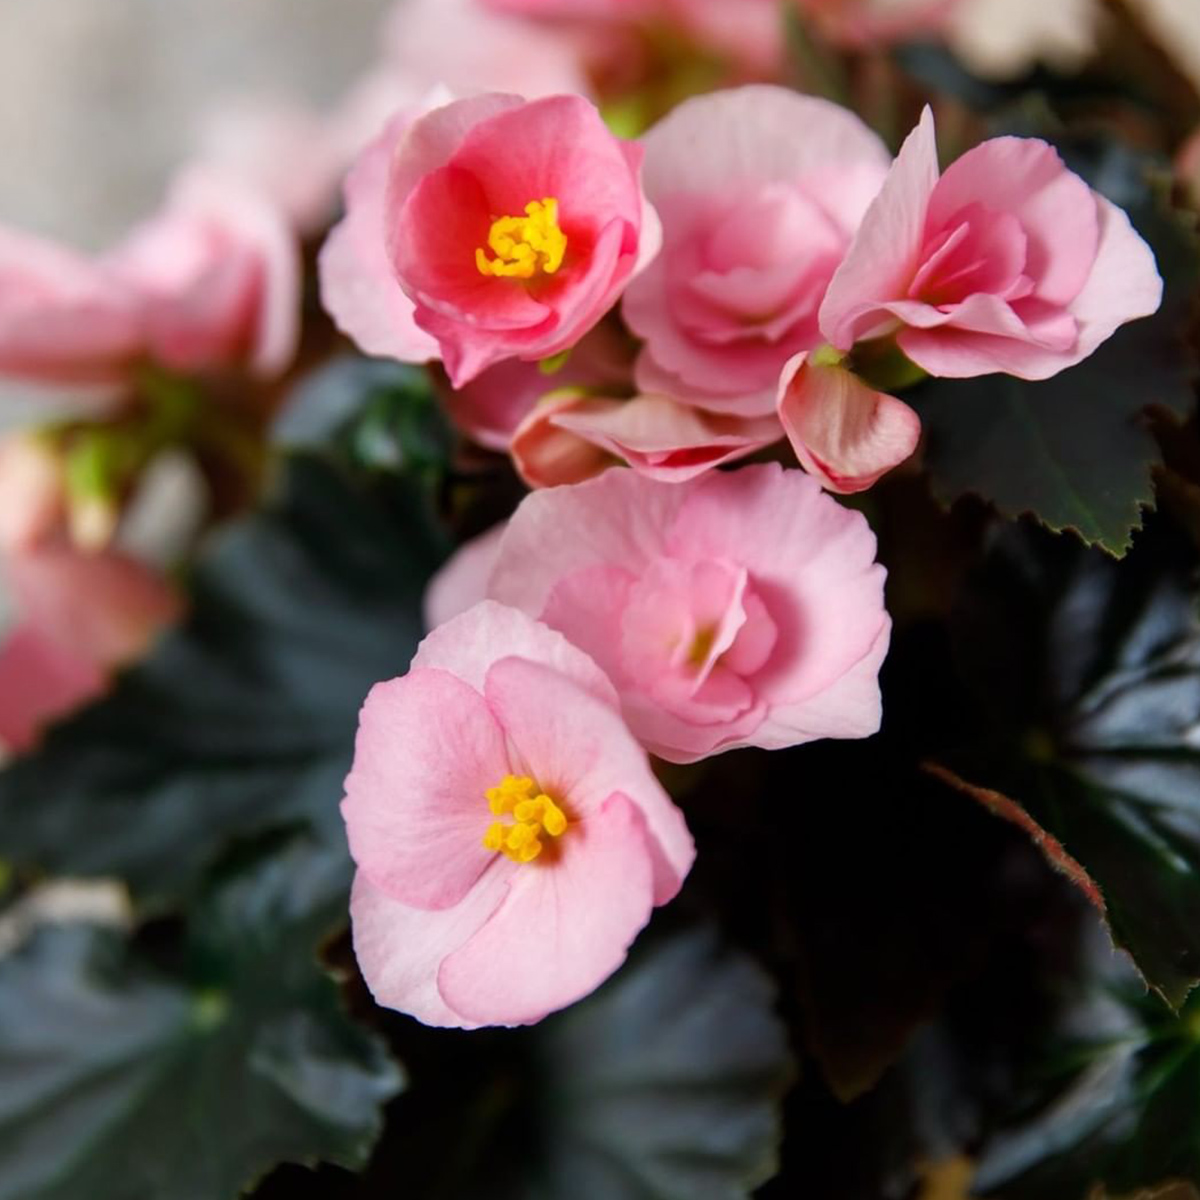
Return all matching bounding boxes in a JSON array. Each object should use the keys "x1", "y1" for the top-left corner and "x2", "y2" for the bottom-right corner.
[
  {"x1": 476, "y1": 198, "x2": 567, "y2": 280},
  {"x1": 482, "y1": 774, "x2": 569, "y2": 863}
]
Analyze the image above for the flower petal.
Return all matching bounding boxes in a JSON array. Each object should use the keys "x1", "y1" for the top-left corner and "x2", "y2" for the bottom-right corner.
[
  {"x1": 340, "y1": 666, "x2": 510, "y2": 910},
  {"x1": 776, "y1": 352, "x2": 921, "y2": 493},
  {"x1": 437, "y1": 792, "x2": 657, "y2": 1026}
]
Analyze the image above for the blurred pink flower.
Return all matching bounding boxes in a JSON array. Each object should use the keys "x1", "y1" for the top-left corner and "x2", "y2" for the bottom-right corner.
[
  {"x1": 777, "y1": 351, "x2": 920, "y2": 493},
  {"x1": 343, "y1": 600, "x2": 695, "y2": 1027},
  {"x1": 489, "y1": 464, "x2": 890, "y2": 762},
  {"x1": 0, "y1": 165, "x2": 301, "y2": 397},
  {"x1": 385, "y1": 93, "x2": 659, "y2": 385},
  {"x1": 820, "y1": 108, "x2": 1163, "y2": 380},
  {"x1": 0, "y1": 227, "x2": 143, "y2": 390},
  {"x1": 0, "y1": 543, "x2": 181, "y2": 751},
  {"x1": 105, "y1": 165, "x2": 300, "y2": 379},
  {"x1": 796, "y1": 0, "x2": 961, "y2": 47},
  {"x1": 623, "y1": 86, "x2": 891, "y2": 417}
]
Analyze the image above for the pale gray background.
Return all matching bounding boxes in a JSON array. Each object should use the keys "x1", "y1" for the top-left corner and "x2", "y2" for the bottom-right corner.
[{"x1": 0, "y1": 0, "x2": 393, "y2": 247}]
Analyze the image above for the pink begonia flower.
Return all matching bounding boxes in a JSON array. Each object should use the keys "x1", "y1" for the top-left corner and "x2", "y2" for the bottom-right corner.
[
  {"x1": 623, "y1": 86, "x2": 892, "y2": 417},
  {"x1": 0, "y1": 545, "x2": 181, "y2": 751},
  {"x1": 488, "y1": 465, "x2": 890, "y2": 762},
  {"x1": 777, "y1": 351, "x2": 920, "y2": 493},
  {"x1": 512, "y1": 391, "x2": 781, "y2": 487},
  {"x1": 378, "y1": 93, "x2": 659, "y2": 385},
  {"x1": 106, "y1": 165, "x2": 300, "y2": 379},
  {"x1": 320, "y1": 107, "x2": 442, "y2": 366},
  {"x1": 820, "y1": 108, "x2": 1163, "y2": 381},
  {"x1": 384, "y1": 0, "x2": 593, "y2": 100},
  {"x1": 343, "y1": 600, "x2": 695, "y2": 1027},
  {"x1": 796, "y1": 0, "x2": 960, "y2": 48}
]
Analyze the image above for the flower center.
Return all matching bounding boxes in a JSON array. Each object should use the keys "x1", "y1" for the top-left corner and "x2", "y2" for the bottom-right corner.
[
  {"x1": 482, "y1": 773, "x2": 569, "y2": 864},
  {"x1": 476, "y1": 198, "x2": 567, "y2": 280}
]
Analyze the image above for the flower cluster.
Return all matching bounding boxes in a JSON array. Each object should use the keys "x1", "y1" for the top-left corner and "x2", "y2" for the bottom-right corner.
[
  {"x1": 323, "y1": 55, "x2": 1161, "y2": 1026},
  {"x1": 0, "y1": 0, "x2": 1171, "y2": 1034}
]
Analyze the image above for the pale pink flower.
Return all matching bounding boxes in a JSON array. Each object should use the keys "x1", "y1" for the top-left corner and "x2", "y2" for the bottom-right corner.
[
  {"x1": 796, "y1": 0, "x2": 961, "y2": 47},
  {"x1": 776, "y1": 351, "x2": 920, "y2": 493},
  {"x1": 0, "y1": 545, "x2": 181, "y2": 751},
  {"x1": 488, "y1": 465, "x2": 890, "y2": 762},
  {"x1": 343, "y1": 600, "x2": 695, "y2": 1027},
  {"x1": 106, "y1": 165, "x2": 300, "y2": 379},
  {"x1": 372, "y1": 93, "x2": 659, "y2": 385},
  {"x1": 623, "y1": 86, "x2": 891, "y2": 417},
  {"x1": 820, "y1": 108, "x2": 1163, "y2": 381}
]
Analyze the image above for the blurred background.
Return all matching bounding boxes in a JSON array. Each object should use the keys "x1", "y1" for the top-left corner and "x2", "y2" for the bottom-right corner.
[{"x1": 0, "y1": 0, "x2": 391, "y2": 246}]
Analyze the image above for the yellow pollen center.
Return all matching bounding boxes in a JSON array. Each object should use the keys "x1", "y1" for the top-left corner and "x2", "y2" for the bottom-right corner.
[
  {"x1": 482, "y1": 774, "x2": 569, "y2": 864},
  {"x1": 475, "y1": 198, "x2": 567, "y2": 280},
  {"x1": 687, "y1": 626, "x2": 717, "y2": 669}
]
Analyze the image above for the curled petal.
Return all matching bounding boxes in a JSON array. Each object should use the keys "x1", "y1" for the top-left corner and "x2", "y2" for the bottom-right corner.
[{"x1": 777, "y1": 353, "x2": 921, "y2": 494}]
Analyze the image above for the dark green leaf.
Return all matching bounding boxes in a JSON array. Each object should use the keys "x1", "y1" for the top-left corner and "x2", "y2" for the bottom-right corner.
[
  {"x1": 377, "y1": 926, "x2": 794, "y2": 1200},
  {"x1": 275, "y1": 358, "x2": 453, "y2": 481},
  {"x1": 910, "y1": 139, "x2": 1199, "y2": 556},
  {"x1": 973, "y1": 928, "x2": 1200, "y2": 1198},
  {"x1": 0, "y1": 451, "x2": 446, "y2": 910},
  {"x1": 0, "y1": 835, "x2": 404, "y2": 1200},
  {"x1": 937, "y1": 518, "x2": 1200, "y2": 1006}
]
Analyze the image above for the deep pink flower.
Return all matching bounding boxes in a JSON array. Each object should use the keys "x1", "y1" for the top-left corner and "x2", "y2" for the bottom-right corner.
[
  {"x1": 343, "y1": 600, "x2": 695, "y2": 1027},
  {"x1": 488, "y1": 465, "x2": 890, "y2": 762},
  {"x1": 820, "y1": 108, "x2": 1163, "y2": 380},
  {"x1": 623, "y1": 86, "x2": 891, "y2": 417},
  {"x1": 776, "y1": 351, "x2": 921, "y2": 493},
  {"x1": 379, "y1": 93, "x2": 659, "y2": 385}
]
